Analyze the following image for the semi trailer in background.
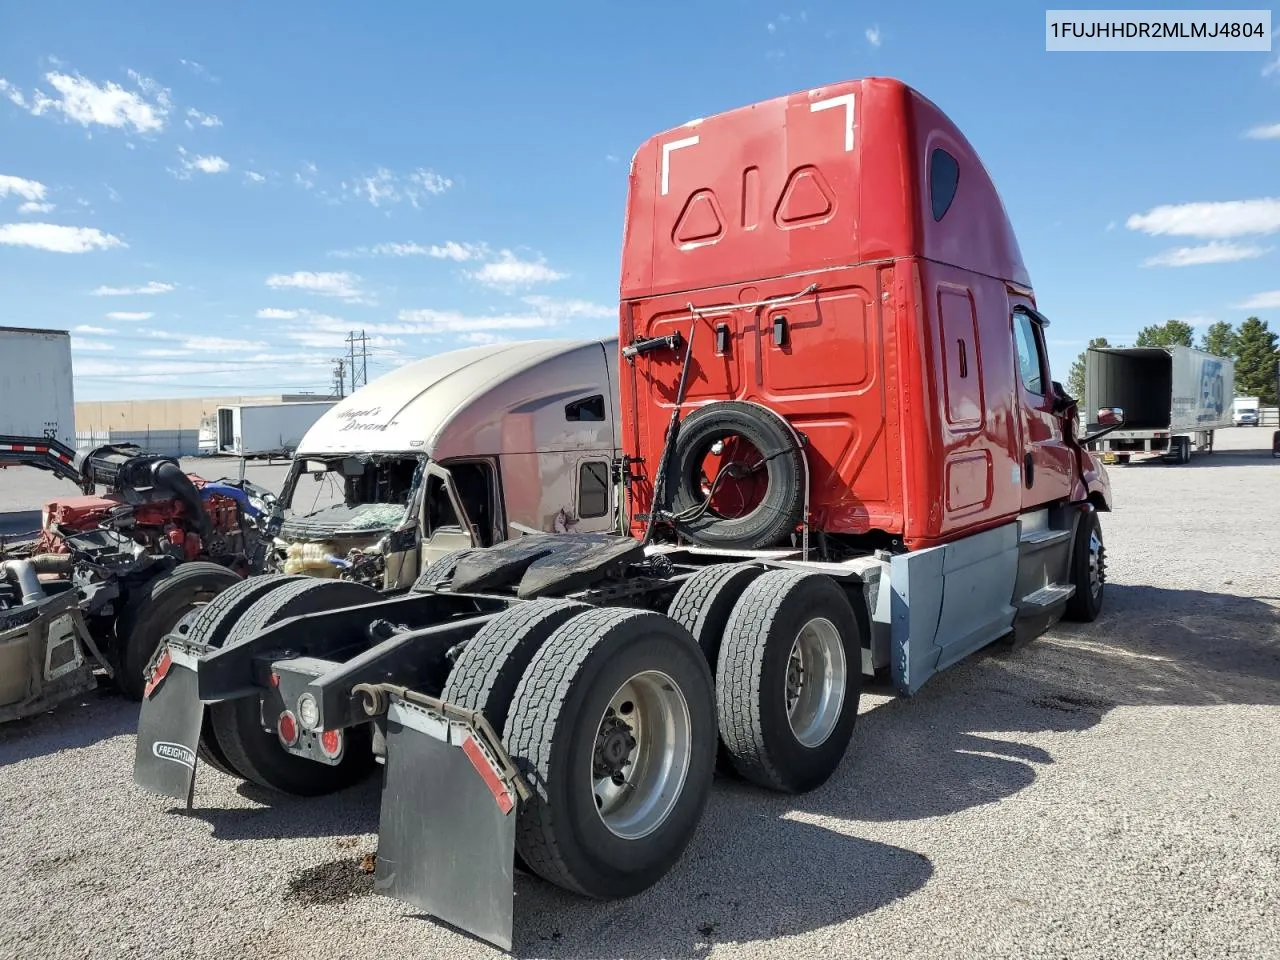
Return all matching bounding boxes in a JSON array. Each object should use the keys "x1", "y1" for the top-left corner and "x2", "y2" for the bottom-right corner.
[
  {"x1": 1084, "y1": 345, "x2": 1234, "y2": 464},
  {"x1": 0, "y1": 326, "x2": 75, "y2": 447},
  {"x1": 213, "y1": 401, "x2": 338, "y2": 458}
]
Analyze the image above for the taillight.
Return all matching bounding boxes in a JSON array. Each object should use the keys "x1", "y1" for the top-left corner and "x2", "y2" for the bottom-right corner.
[
  {"x1": 277, "y1": 711, "x2": 299, "y2": 747},
  {"x1": 319, "y1": 729, "x2": 343, "y2": 759}
]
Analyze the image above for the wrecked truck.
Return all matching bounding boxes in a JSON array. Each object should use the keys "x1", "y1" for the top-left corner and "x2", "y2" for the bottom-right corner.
[
  {"x1": 0, "y1": 436, "x2": 275, "y2": 717},
  {"x1": 262, "y1": 337, "x2": 622, "y2": 589}
]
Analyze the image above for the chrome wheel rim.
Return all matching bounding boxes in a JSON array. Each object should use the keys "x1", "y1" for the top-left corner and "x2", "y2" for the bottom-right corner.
[
  {"x1": 785, "y1": 617, "x2": 847, "y2": 748},
  {"x1": 591, "y1": 670, "x2": 692, "y2": 840}
]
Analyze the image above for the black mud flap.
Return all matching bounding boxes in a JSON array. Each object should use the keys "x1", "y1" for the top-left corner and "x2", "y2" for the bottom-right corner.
[
  {"x1": 373, "y1": 691, "x2": 525, "y2": 952},
  {"x1": 132, "y1": 646, "x2": 205, "y2": 807}
]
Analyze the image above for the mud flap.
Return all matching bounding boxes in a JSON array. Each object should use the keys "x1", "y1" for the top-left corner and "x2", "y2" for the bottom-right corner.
[
  {"x1": 373, "y1": 693, "x2": 521, "y2": 952},
  {"x1": 132, "y1": 647, "x2": 205, "y2": 807}
]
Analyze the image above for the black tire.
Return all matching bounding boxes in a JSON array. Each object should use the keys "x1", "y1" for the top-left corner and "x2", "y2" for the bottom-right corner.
[
  {"x1": 716, "y1": 569, "x2": 861, "y2": 793},
  {"x1": 441, "y1": 598, "x2": 588, "y2": 735},
  {"x1": 666, "y1": 563, "x2": 765, "y2": 668},
  {"x1": 667, "y1": 563, "x2": 767, "y2": 778},
  {"x1": 505, "y1": 607, "x2": 716, "y2": 899},
  {"x1": 114, "y1": 562, "x2": 243, "y2": 701},
  {"x1": 183, "y1": 573, "x2": 306, "y2": 778},
  {"x1": 412, "y1": 548, "x2": 473, "y2": 592},
  {"x1": 668, "y1": 401, "x2": 805, "y2": 550},
  {"x1": 209, "y1": 579, "x2": 382, "y2": 796},
  {"x1": 1063, "y1": 508, "x2": 1106, "y2": 623}
]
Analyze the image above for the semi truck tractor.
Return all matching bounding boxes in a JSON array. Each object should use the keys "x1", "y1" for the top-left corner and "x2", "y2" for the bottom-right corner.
[
  {"x1": 133, "y1": 77, "x2": 1122, "y2": 950},
  {"x1": 1084, "y1": 344, "x2": 1233, "y2": 464},
  {"x1": 260, "y1": 338, "x2": 623, "y2": 590}
]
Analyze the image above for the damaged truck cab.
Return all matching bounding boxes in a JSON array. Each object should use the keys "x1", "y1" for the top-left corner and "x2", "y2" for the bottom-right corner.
[
  {"x1": 266, "y1": 338, "x2": 622, "y2": 590},
  {"x1": 134, "y1": 77, "x2": 1118, "y2": 952}
]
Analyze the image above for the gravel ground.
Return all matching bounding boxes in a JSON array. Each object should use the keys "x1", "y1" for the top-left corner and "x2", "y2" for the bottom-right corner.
[{"x1": 1, "y1": 431, "x2": 1277, "y2": 960}]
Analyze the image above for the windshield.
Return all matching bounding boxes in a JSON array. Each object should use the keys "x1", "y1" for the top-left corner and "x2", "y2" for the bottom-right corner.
[{"x1": 282, "y1": 454, "x2": 425, "y2": 529}]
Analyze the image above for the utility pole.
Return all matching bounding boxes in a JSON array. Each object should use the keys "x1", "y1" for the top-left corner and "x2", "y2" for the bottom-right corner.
[
  {"x1": 330, "y1": 357, "x2": 346, "y2": 399},
  {"x1": 345, "y1": 329, "x2": 370, "y2": 392}
]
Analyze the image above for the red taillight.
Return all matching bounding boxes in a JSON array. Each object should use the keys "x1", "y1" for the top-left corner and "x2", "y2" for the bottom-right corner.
[
  {"x1": 277, "y1": 711, "x2": 299, "y2": 747},
  {"x1": 319, "y1": 729, "x2": 342, "y2": 759}
]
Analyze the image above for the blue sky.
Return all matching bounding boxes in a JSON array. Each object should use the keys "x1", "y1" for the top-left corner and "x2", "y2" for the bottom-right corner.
[{"x1": 1, "y1": 2, "x2": 1278, "y2": 400}]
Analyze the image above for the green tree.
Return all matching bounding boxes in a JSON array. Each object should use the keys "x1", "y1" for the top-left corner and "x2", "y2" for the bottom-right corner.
[
  {"x1": 1233, "y1": 316, "x2": 1279, "y2": 406},
  {"x1": 1066, "y1": 337, "x2": 1111, "y2": 400},
  {"x1": 1135, "y1": 320, "x2": 1195, "y2": 348},
  {"x1": 1199, "y1": 320, "x2": 1238, "y2": 359}
]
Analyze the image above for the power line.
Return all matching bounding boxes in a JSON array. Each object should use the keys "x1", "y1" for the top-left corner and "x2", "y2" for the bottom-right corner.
[{"x1": 331, "y1": 356, "x2": 346, "y2": 399}]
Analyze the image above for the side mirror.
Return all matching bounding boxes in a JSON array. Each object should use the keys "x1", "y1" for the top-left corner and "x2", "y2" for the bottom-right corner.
[{"x1": 1096, "y1": 407, "x2": 1124, "y2": 426}]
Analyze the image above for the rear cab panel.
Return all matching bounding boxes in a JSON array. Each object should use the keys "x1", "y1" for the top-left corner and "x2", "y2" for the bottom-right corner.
[{"x1": 619, "y1": 78, "x2": 1062, "y2": 550}]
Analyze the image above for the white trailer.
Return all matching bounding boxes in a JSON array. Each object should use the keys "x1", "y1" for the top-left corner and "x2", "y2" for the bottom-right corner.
[
  {"x1": 215, "y1": 401, "x2": 337, "y2": 458},
  {"x1": 0, "y1": 326, "x2": 75, "y2": 446},
  {"x1": 1085, "y1": 345, "x2": 1234, "y2": 464}
]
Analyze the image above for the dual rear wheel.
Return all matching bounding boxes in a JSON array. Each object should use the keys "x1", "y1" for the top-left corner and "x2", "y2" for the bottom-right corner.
[
  {"x1": 185, "y1": 564, "x2": 862, "y2": 902},
  {"x1": 442, "y1": 565, "x2": 862, "y2": 899}
]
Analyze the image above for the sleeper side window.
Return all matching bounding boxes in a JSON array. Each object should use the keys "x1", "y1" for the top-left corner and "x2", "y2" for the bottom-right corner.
[
  {"x1": 929, "y1": 148, "x2": 960, "y2": 221},
  {"x1": 565, "y1": 394, "x2": 606, "y2": 422},
  {"x1": 1012, "y1": 309, "x2": 1046, "y2": 396}
]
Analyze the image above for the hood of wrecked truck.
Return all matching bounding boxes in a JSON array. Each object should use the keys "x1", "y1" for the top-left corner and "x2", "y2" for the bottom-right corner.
[
  {"x1": 278, "y1": 502, "x2": 409, "y2": 540},
  {"x1": 292, "y1": 337, "x2": 620, "y2": 459}
]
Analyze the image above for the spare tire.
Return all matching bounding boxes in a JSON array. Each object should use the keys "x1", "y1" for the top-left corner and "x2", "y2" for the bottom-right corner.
[{"x1": 667, "y1": 401, "x2": 805, "y2": 550}]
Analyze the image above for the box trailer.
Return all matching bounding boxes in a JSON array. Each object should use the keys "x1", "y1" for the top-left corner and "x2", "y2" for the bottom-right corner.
[
  {"x1": 215, "y1": 401, "x2": 337, "y2": 458},
  {"x1": 1085, "y1": 345, "x2": 1233, "y2": 464},
  {"x1": 0, "y1": 326, "x2": 75, "y2": 447}
]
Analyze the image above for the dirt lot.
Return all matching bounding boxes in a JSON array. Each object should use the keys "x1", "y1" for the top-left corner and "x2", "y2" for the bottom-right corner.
[{"x1": 1, "y1": 433, "x2": 1277, "y2": 960}]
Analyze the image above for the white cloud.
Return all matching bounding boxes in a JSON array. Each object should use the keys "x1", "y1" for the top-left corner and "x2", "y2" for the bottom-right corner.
[
  {"x1": 295, "y1": 162, "x2": 318, "y2": 190},
  {"x1": 344, "y1": 166, "x2": 453, "y2": 208},
  {"x1": 93, "y1": 281, "x2": 174, "y2": 296},
  {"x1": 172, "y1": 147, "x2": 229, "y2": 178},
  {"x1": 4, "y1": 69, "x2": 171, "y2": 134},
  {"x1": 458, "y1": 332, "x2": 510, "y2": 345},
  {"x1": 865, "y1": 26, "x2": 882, "y2": 47},
  {"x1": 1264, "y1": 56, "x2": 1280, "y2": 77},
  {"x1": 182, "y1": 335, "x2": 269, "y2": 352},
  {"x1": 0, "y1": 174, "x2": 47, "y2": 202},
  {"x1": 0, "y1": 222, "x2": 124, "y2": 253},
  {"x1": 1143, "y1": 241, "x2": 1269, "y2": 267},
  {"x1": 179, "y1": 60, "x2": 216, "y2": 82},
  {"x1": 185, "y1": 107, "x2": 222, "y2": 129},
  {"x1": 105, "y1": 311, "x2": 154, "y2": 321},
  {"x1": 1234, "y1": 290, "x2": 1280, "y2": 310},
  {"x1": 468, "y1": 250, "x2": 566, "y2": 289},
  {"x1": 72, "y1": 338, "x2": 115, "y2": 351},
  {"x1": 18, "y1": 201, "x2": 55, "y2": 214},
  {"x1": 1245, "y1": 122, "x2": 1280, "y2": 140},
  {"x1": 73, "y1": 324, "x2": 115, "y2": 335},
  {"x1": 266, "y1": 270, "x2": 364, "y2": 301},
  {"x1": 0, "y1": 78, "x2": 27, "y2": 108},
  {"x1": 521, "y1": 294, "x2": 614, "y2": 319},
  {"x1": 1126, "y1": 198, "x2": 1280, "y2": 239},
  {"x1": 256, "y1": 308, "x2": 298, "y2": 319},
  {"x1": 333, "y1": 240, "x2": 489, "y2": 261},
  {"x1": 244, "y1": 171, "x2": 266, "y2": 184},
  {"x1": 392, "y1": 307, "x2": 559, "y2": 334}
]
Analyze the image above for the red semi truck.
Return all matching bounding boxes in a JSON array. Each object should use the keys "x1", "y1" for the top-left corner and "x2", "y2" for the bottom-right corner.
[{"x1": 133, "y1": 77, "x2": 1123, "y2": 950}]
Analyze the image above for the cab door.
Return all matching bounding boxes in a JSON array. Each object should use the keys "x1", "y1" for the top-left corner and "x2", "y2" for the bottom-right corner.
[{"x1": 1010, "y1": 304, "x2": 1074, "y2": 509}]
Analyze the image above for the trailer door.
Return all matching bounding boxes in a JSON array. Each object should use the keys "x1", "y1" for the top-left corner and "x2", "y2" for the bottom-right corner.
[{"x1": 1009, "y1": 305, "x2": 1073, "y2": 508}]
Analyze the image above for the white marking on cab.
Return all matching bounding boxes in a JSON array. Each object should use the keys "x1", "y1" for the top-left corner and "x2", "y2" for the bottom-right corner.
[
  {"x1": 661, "y1": 136, "x2": 700, "y2": 196},
  {"x1": 810, "y1": 93, "x2": 857, "y2": 152}
]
